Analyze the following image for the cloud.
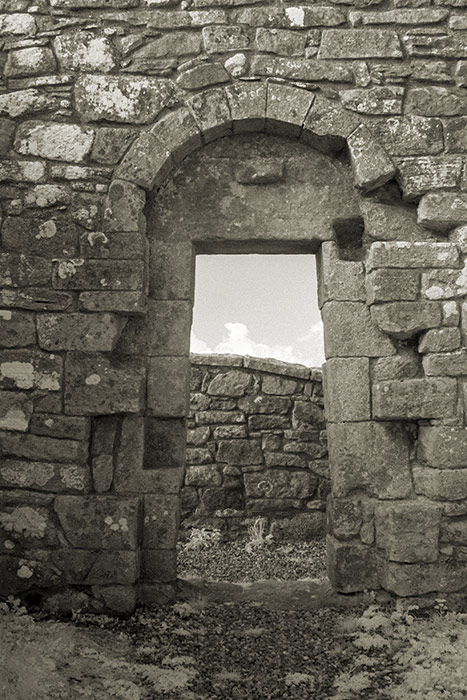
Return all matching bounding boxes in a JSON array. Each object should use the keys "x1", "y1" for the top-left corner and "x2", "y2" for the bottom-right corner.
[{"x1": 191, "y1": 321, "x2": 325, "y2": 368}]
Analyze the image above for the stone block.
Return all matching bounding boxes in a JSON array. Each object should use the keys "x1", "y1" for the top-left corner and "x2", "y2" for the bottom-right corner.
[
  {"x1": 243, "y1": 356, "x2": 310, "y2": 379},
  {"x1": 327, "y1": 497, "x2": 363, "y2": 539},
  {"x1": 140, "y1": 549, "x2": 177, "y2": 583},
  {"x1": 74, "y1": 75, "x2": 175, "y2": 124},
  {"x1": 372, "y1": 378, "x2": 457, "y2": 419},
  {"x1": 238, "y1": 395, "x2": 291, "y2": 414},
  {"x1": 207, "y1": 370, "x2": 251, "y2": 397},
  {"x1": 302, "y1": 94, "x2": 361, "y2": 153},
  {"x1": 319, "y1": 28, "x2": 402, "y2": 58},
  {"x1": 369, "y1": 116, "x2": 444, "y2": 157},
  {"x1": 406, "y1": 87, "x2": 467, "y2": 117},
  {"x1": 92, "y1": 455, "x2": 113, "y2": 493},
  {"x1": 37, "y1": 313, "x2": 125, "y2": 352},
  {"x1": 55, "y1": 550, "x2": 138, "y2": 585},
  {"x1": 143, "y1": 494, "x2": 180, "y2": 549},
  {"x1": 360, "y1": 199, "x2": 434, "y2": 243},
  {"x1": 375, "y1": 501, "x2": 441, "y2": 563},
  {"x1": 115, "y1": 132, "x2": 173, "y2": 191},
  {"x1": 217, "y1": 439, "x2": 262, "y2": 465},
  {"x1": 186, "y1": 86, "x2": 232, "y2": 142},
  {"x1": 78, "y1": 291, "x2": 146, "y2": 315},
  {"x1": 64, "y1": 352, "x2": 146, "y2": 415},
  {"x1": 177, "y1": 63, "x2": 230, "y2": 90},
  {"x1": 371, "y1": 301, "x2": 442, "y2": 339},
  {"x1": 53, "y1": 258, "x2": 145, "y2": 291},
  {"x1": 418, "y1": 426, "x2": 467, "y2": 468},
  {"x1": 377, "y1": 560, "x2": 440, "y2": 597},
  {"x1": 326, "y1": 535, "x2": 378, "y2": 593},
  {"x1": 397, "y1": 156, "x2": 463, "y2": 199},
  {"x1": 116, "y1": 300, "x2": 192, "y2": 356},
  {"x1": 225, "y1": 82, "x2": 267, "y2": 133},
  {"x1": 213, "y1": 426, "x2": 247, "y2": 439},
  {"x1": 187, "y1": 426, "x2": 211, "y2": 445},
  {"x1": 422, "y1": 267, "x2": 467, "y2": 300},
  {"x1": 347, "y1": 125, "x2": 396, "y2": 191},
  {"x1": 80, "y1": 232, "x2": 145, "y2": 261},
  {"x1": 369, "y1": 241, "x2": 460, "y2": 269},
  {"x1": 53, "y1": 30, "x2": 116, "y2": 72},
  {"x1": 186, "y1": 447, "x2": 211, "y2": 465},
  {"x1": 440, "y1": 519, "x2": 467, "y2": 545},
  {"x1": 0, "y1": 391, "x2": 32, "y2": 432},
  {"x1": 91, "y1": 127, "x2": 137, "y2": 165},
  {"x1": 147, "y1": 356, "x2": 190, "y2": 417},
  {"x1": 0, "y1": 430, "x2": 88, "y2": 464},
  {"x1": 0, "y1": 288, "x2": 72, "y2": 312},
  {"x1": 30, "y1": 413, "x2": 90, "y2": 442},
  {"x1": 0, "y1": 310, "x2": 35, "y2": 347},
  {"x1": 419, "y1": 327, "x2": 461, "y2": 354},
  {"x1": 271, "y1": 512, "x2": 326, "y2": 541},
  {"x1": 340, "y1": 87, "x2": 404, "y2": 115},
  {"x1": 14, "y1": 122, "x2": 94, "y2": 163},
  {"x1": 366, "y1": 270, "x2": 420, "y2": 304},
  {"x1": 54, "y1": 496, "x2": 140, "y2": 550},
  {"x1": 323, "y1": 357, "x2": 370, "y2": 422},
  {"x1": 186, "y1": 464, "x2": 221, "y2": 487},
  {"x1": 262, "y1": 375, "x2": 298, "y2": 395},
  {"x1": 2, "y1": 213, "x2": 79, "y2": 258},
  {"x1": 252, "y1": 56, "x2": 353, "y2": 83},
  {"x1": 0, "y1": 459, "x2": 90, "y2": 493},
  {"x1": 144, "y1": 418, "x2": 186, "y2": 469},
  {"x1": 0, "y1": 13, "x2": 36, "y2": 35},
  {"x1": 316, "y1": 241, "x2": 365, "y2": 307},
  {"x1": 423, "y1": 350, "x2": 467, "y2": 376},
  {"x1": 103, "y1": 179, "x2": 146, "y2": 233},
  {"x1": 322, "y1": 301, "x2": 395, "y2": 358},
  {"x1": 292, "y1": 400, "x2": 325, "y2": 428},
  {"x1": 196, "y1": 410, "x2": 245, "y2": 425},
  {"x1": 256, "y1": 27, "x2": 306, "y2": 57},
  {"x1": 418, "y1": 192, "x2": 467, "y2": 231},
  {"x1": 328, "y1": 421, "x2": 412, "y2": 499},
  {"x1": 244, "y1": 470, "x2": 317, "y2": 499},
  {"x1": 285, "y1": 5, "x2": 346, "y2": 27},
  {"x1": 371, "y1": 351, "x2": 420, "y2": 382},
  {"x1": 413, "y1": 465, "x2": 467, "y2": 500},
  {"x1": 1, "y1": 252, "x2": 51, "y2": 288},
  {"x1": 0, "y1": 348, "x2": 62, "y2": 391},
  {"x1": 5, "y1": 47, "x2": 56, "y2": 77},
  {"x1": 151, "y1": 108, "x2": 202, "y2": 162}
]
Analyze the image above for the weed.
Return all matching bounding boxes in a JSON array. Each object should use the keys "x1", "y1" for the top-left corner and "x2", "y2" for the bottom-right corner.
[
  {"x1": 182, "y1": 527, "x2": 222, "y2": 552},
  {"x1": 245, "y1": 517, "x2": 274, "y2": 554}
]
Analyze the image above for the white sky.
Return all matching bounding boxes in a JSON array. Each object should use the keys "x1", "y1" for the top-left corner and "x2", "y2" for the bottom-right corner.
[{"x1": 190, "y1": 254, "x2": 325, "y2": 368}]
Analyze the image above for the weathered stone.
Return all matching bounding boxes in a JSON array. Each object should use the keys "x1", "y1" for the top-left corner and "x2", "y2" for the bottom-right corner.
[
  {"x1": 445, "y1": 117, "x2": 467, "y2": 153},
  {"x1": 413, "y1": 465, "x2": 467, "y2": 501},
  {"x1": 377, "y1": 560, "x2": 441, "y2": 597},
  {"x1": 1, "y1": 252, "x2": 51, "y2": 288},
  {"x1": 406, "y1": 87, "x2": 467, "y2": 116},
  {"x1": 355, "y1": 8, "x2": 448, "y2": 24},
  {"x1": 326, "y1": 535, "x2": 378, "y2": 593},
  {"x1": 0, "y1": 159, "x2": 46, "y2": 184},
  {"x1": 127, "y1": 32, "x2": 201, "y2": 70},
  {"x1": 316, "y1": 242, "x2": 365, "y2": 307},
  {"x1": 117, "y1": 300, "x2": 191, "y2": 356},
  {"x1": 5, "y1": 47, "x2": 56, "y2": 77},
  {"x1": 53, "y1": 258, "x2": 144, "y2": 291},
  {"x1": 418, "y1": 192, "x2": 467, "y2": 231},
  {"x1": 397, "y1": 156, "x2": 463, "y2": 198},
  {"x1": 55, "y1": 496, "x2": 139, "y2": 549},
  {"x1": 261, "y1": 375, "x2": 298, "y2": 395},
  {"x1": 252, "y1": 56, "x2": 353, "y2": 82},
  {"x1": 79, "y1": 231, "x2": 145, "y2": 261},
  {"x1": 373, "y1": 378, "x2": 457, "y2": 419},
  {"x1": 375, "y1": 501, "x2": 441, "y2": 563},
  {"x1": 151, "y1": 107, "x2": 202, "y2": 161},
  {"x1": 323, "y1": 357, "x2": 370, "y2": 422},
  {"x1": 149, "y1": 241, "x2": 194, "y2": 301},
  {"x1": 91, "y1": 127, "x2": 137, "y2": 165},
  {"x1": 2, "y1": 213, "x2": 79, "y2": 258},
  {"x1": 0, "y1": 13, "x2": 36, "y2": 35},
  {"x1": 79, "y1": 291, "x2": 146, "y2": 314},
  {"x1": 322, "y1": 301, "x2": 395, "y2": 358},
  {"x1": 347, "y1": 124, "x2": 396, "y2": 191},
  {"x1": 423, "y1": 350, "x2": 467, "y2": 376},
  {"x1": 421, "y1": 266, "x2": 467, "y2": 300},
  {"x1": 187, "y1": 426, "x2": 211, "y2": 445},
  {"x1": 340, "y1": 86, "x2": 404, "y2": 115},
  {"x1": 202, "y1": 25, "x2": 250, "y2": 52},
  {"x1": 64, "y1": 352, "x2": 145, "y2": 415},
  {"x1": 264, "y1": 452, "x2": 306, "y2": 468},
  {"x1": 31, "y1": 414, "x2": 89, "y2": 441},
  {"x1": 266, "y1": 82, "x2": 314, "y2": 138},
  {"x1": 244, "y1": 356, "x2": 310, "y2": 379},
  {"x1": 292, "y1": 400, "x2": 325, "y2": 428},
  {"x1": 371, "y1": 301, "x2": 442, "y2": 339},
  {"x1": 0, "y1": 348, "x2": 62, "y2": 391},
  {"x1": 319, "y1": 29, "x2": 402, "y2": 58},
  {"x1": 0, "y1": 504, "x2": 60, "y2": 551},
  {"x1": 371, "y1": 351, "x2": 420, "y2": 382},
  {"x1": 0, "y1": 431, "x2": 88, "y2": 463},
  {"x1": 143, "y1": 494, "x2": 179, "y2": 549},
  {"x1": 366, "y1": 270, "x2": 420, "y2": 304},
  {"x1": 213, "y1": 425, "x2": 247, "y2": 439},
  {"x1": 37, "y1": 313, "x2": 125, "y2": 352},
  {"x1": 238, "y1": 395, "x2": 291, "y2": 414},
  {"x1": 186, "y1": 86, "x2": 232, "y2": 142},
  {"x1": 147, "y1": 356, "x2": 190, "y2": 417},
  {"x1": 115, "y1": 133, "x2": 172, "y2": 191},
  {"x1": 419, "y1": 327, "x2": 461, "y2": 354},
  {"x1": 15, "y1": 121, "x2": 94, "y2": 164},
  {"x1": 75, "y1": 74, "x2": 175, "y2": 124},
  {"x1": 140, "y1": 549, "x2": 176, "y2": 583},
  {"x1": 177, "y1": 63, "x2": 230, "y2": 90},
  {"x1": 207, "y1": 370, "x2": 251, "y2": 397},
  {"x1": 196, "y1": 410, "x2": 245, "y2": 425},
  {"x1": 225, "y1": 82, "x2": 267, "y2": 133},
  {"x1": 284, "y1": 5, "x2": 346, "y2": 27},
  {"x1": 0, "y1": 459, "x2": 90, "y2": 493},
  {"x1": 234, "y1": 158, "x2": 284, "y2": 184},
  {"x1": 0, "y1": 390, "x2": 32, "y2": 431},
  {"x1": 185, "y1": 464, "x2": 221, "y2": 487},
  {"x1": 143, "y1": 418, "x2": 186, "y2": 470},
  {"x1": 53, "y1": 30, "x2": 116, "y2": 72},
  {"x1": 419, "y1": 426, "x2": 467, "y2": 468},
  {"x1": 255, "y1": 27, "x2": 306, "y2": 56},
  {"x1": 186, "y1": 446, "x2": 211, "y2": 464},
  {"x1": 0, "y1": 90, "x2": 59, "y2": 118},
  {"x1": 103, "y1": 179, "x2": 146, "y2": 233},
  {"x1": 328, "y1": 421, "x2": 412, "y2": 499},
  {"x1": 368, "y1": 241, "x2": 460, "y2": 268},
  {"x1": 217, "y1": 439, "x2": 262, "y2": 465},
  {"x1": 302, "y1": 94, "x2": 361, "y2": 152},
  {"x1": 0, "y1": 310, "x2": 35, "y2": 347},
  {"x1": 369, "y1": 116, "x2": 444, "y2": 156},
  {"x1": 328, "y1": 497, "x2": 364, "y2": 539},
  {"x1": 271, "y1": 512, "x2": 325, "y2": 541},
  {"x1": 244, "y1": 470, "x2": 316, "y2": 499},
  {"x1": 440, "y1": 519, "x2": 467, "y2": 544}
]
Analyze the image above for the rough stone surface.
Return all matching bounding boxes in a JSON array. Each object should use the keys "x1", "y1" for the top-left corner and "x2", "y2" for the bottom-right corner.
[
  {"x1": 374, "y1": 501, "x2": 441, "y2": 563},
  {"x1": 322, "y1": 301, "x2": 395, "y2": 358},
  {"x1": 418, "y1": 426, "x2": 467, "y2": 468},
  {"x1": 14, "y1": 122, "x2": 94, "y2": 163},
  {"x1": 371, "y1": 301, "x2": 442, "y2": 339},
  {"x1": 37, "y1": 313, "x2": 125, "y2": 352},
  {"x1": 323, "y1": 357, "x2": 370, "y2": 422},
  {"x1": 373, "y1": 378, "x2": 458, "y2": 420}
]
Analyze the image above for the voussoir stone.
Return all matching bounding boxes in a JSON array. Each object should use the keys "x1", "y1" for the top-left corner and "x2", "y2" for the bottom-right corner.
[{"x1": 347, "y1": 124, "x2": 396, "y2": 191}]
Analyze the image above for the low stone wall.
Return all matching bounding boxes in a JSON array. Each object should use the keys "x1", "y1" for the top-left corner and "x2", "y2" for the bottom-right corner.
[{"x1": 182, "y1": 354, "x2": 328, "y2": 540}]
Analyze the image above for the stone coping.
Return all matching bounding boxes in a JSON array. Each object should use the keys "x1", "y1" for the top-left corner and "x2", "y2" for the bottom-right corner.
[{"x1": 190, "y1": 353, "x2": 323, "y2": 381}]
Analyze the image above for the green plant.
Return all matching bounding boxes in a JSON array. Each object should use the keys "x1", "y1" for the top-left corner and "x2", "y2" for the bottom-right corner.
[{"x1": 245, "y1": 517, "x2": 274, "y2": 553}]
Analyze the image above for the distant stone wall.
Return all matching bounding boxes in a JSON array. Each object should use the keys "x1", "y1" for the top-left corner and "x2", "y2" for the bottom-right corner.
[{"x1": 182, "y1": 354, "x2": 328, "y2": 540}]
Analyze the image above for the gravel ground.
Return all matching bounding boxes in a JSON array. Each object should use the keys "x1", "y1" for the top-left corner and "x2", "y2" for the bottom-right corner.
[{"x1": 177, "y1": 537, "x2": 327, "y2": 582}]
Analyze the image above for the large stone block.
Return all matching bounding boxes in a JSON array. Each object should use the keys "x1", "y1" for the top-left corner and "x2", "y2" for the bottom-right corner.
[
  {"x1": 115, "y1": 132, "x2": 173, "y2": 190},
  {"x1": 151, "y1": 107, "x2": 202, "y2": 162},
  {"x1": 225, "y1": 82, "x2": 267, "y2": 133},
  {"x1": 419, "y1": 327, "x2": 461, "y2": 354},
  {"x1": 266, "y1": 82, "x2": 314, "y2": 137},
  {"x1": 5, "y1": 46, "x2": 56, "y2": 77},
  {"x1": 0, "y1": 391, "x2": 32, "y2": 432},
  {"x1": 413, "y1": 465, "x2": 467, "y2": 500},
  {"x1": 316, "y1": 241, "x2": 365, "y2": 307},
  {"x1": 0, "y1": 288, "x2": 73, "y2": 312},
  {"x1": 328, "y1": 421, "x2": 412, "y2": 499},
  {"x1": 371, "y1": 301, "x2": 442, "y2": 339},
  {"x1": 207, "y1": 370, "x2": 251, "y2": 397},
  {"x1": 149, "y1": 241, "x2": 194, "y2": 301},
  {"x1": 186, "y1": 86, "x2": 232, "y2": 142},
  {"x1": 74, "y1": 74, "x2": 175, "y2": 124},
  {"x1": 14, "y1": 122, "x2": 94, "y2": 163},
  {"x1": 64, "y1": 352, "x2": 146, "y2": 415},
  {"x1": 371, "y1": 351, "x2": 420, "y2": 382},
  {"x1": 366, "y1": 270, "x2": 420, "y2": 304},
  {"x1": 369, "y1": 116, "x2": 444, "y2": 157},
  {"x1": 292, "y1": 400, "x2": 325, "y2": 428},
  {"x1": 80, "y1": 232, "x2": 145, "y2": 260},
  {"x1": 326, "y1": 535, "x2": 378, "y2": 593},
  {"x1": 0, "y1": 349, "x2": 62, "y2": 391},
  {"x1": 397, "y1": 155, "x2": 463, "y2": 199},
  {"x1": 262, "y1": 375, "x2": 298, "y2": 395},
  {"x1": 53, "y1": 30, "x2": 116, "y2": 72},
  {"x1": 1, "y1": 252, "x2": 51, "y2": 288},
  {"x1": 144, "y1": 417, "x2": 186, "y2": 470},
  {"x1": 418, "y1": 192, "x2": 467, "y2": 231},
  {"x1": 216, "y1": 438, "x2": 262, "y2": 466},
  {"x1": 252, "y1": 56, "x2": 352, "y2": 83},
  {"x1": 0, "y1": 459, "x2": 90, "y2": 493},
  {"x1": 302, "y1": 94, "x2": 360, "y2": 153},
  {"x1": 347, "y1": 124, "x2": 396, "y2": 191},
  {"x1": 53, "y1": 258, "x2": 145, "y2": 291},
  {"x1": 143, "y1": 494, "x2": 180, "y2": 549},
  {"x1": 78, "y1": 291, "x2": 146, "y2": 315},
  {"x1": 54, "y1": 496, "x2": 140, "y2": 549},
  {"x1": 440, "y1": 519, "x2": 467, "y2": 545},
  {"x1": 372, "y1": 378, "x2": 457, "y2": 419},
  {"x1": 322, "y1": 301, "x2": 395, "y2": 358},
  {"x1": 0, "y1": 310, "x2": 36, "y2": 348},
  {"x1": 323, "y1": 357, "x2": 370, "y2": 422},
  {"x1": 423, "y1": 350, "x2": 467, "y2": 376},
  {"x1": 55, "y1": 550, "x2": 138, "y2": 585},
  {"x1": 378, "y1": 560, "x2": 440, "y2": 597},
  {"x1": 418, "y1": 426, "x2": 467, "y2": 468},
  {"x1": 2, "y1": 213, "x2": 79, "y2": 258},
  {"x1": 375, "y1": 501, "x2": 441, "y2": 563},
  {"x1": 367, "y1": 241, "x2": 460, "y2": 269},
  {"x1": 0, "y1": 430, "x2": 88, "y2": 464},
  {"x1": 340, "y1": 87, "x2": 404, "y2": 115},
  {"x1": 319, "y1": 29, "x2": 402, "y2": 58},
  {"x1": 147, "y1": 356, "x2": 190, "y2": 417},
  {"x1": 37, "y1": 313, "x2": 125, "y2": 352},
  {"x1": 117, "y1": 300, "x2": 192, "y2": 356},
  {"x1": 360, "y1": 199, "x2": 434, "y2": 243},
  {"x1": 244, "y1": 470, "x2": 317, "y2": 499},
  {"x1": 328, "y1": 497, "x2": 365, "y2": 539}
]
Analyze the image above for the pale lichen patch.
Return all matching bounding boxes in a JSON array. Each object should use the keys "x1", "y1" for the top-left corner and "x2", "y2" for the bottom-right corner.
[{"x1": 0, "y1": 506, "x2": 48, "y2": 538}]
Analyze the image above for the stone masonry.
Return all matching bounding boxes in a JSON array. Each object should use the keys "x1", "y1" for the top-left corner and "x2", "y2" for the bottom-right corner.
[
  {"x1": 1, "y1": 0, "x2": 467, "y2": 611},
  {"x1": 183, "y1": 354, "x2": 328, "y2": 540}
]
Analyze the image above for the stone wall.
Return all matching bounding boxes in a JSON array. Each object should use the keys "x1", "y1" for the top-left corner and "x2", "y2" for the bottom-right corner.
[
  {"x1": 1, "y1": 0, "x2": 467, "y2": 610},
  {"x1": 183, "y1": 354, "x2": 328, "y2": 539}
]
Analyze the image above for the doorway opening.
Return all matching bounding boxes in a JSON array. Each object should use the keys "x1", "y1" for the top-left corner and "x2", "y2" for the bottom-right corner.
[{"x1": 178, "y1": 253, "x2": 328, "y2": 584}]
